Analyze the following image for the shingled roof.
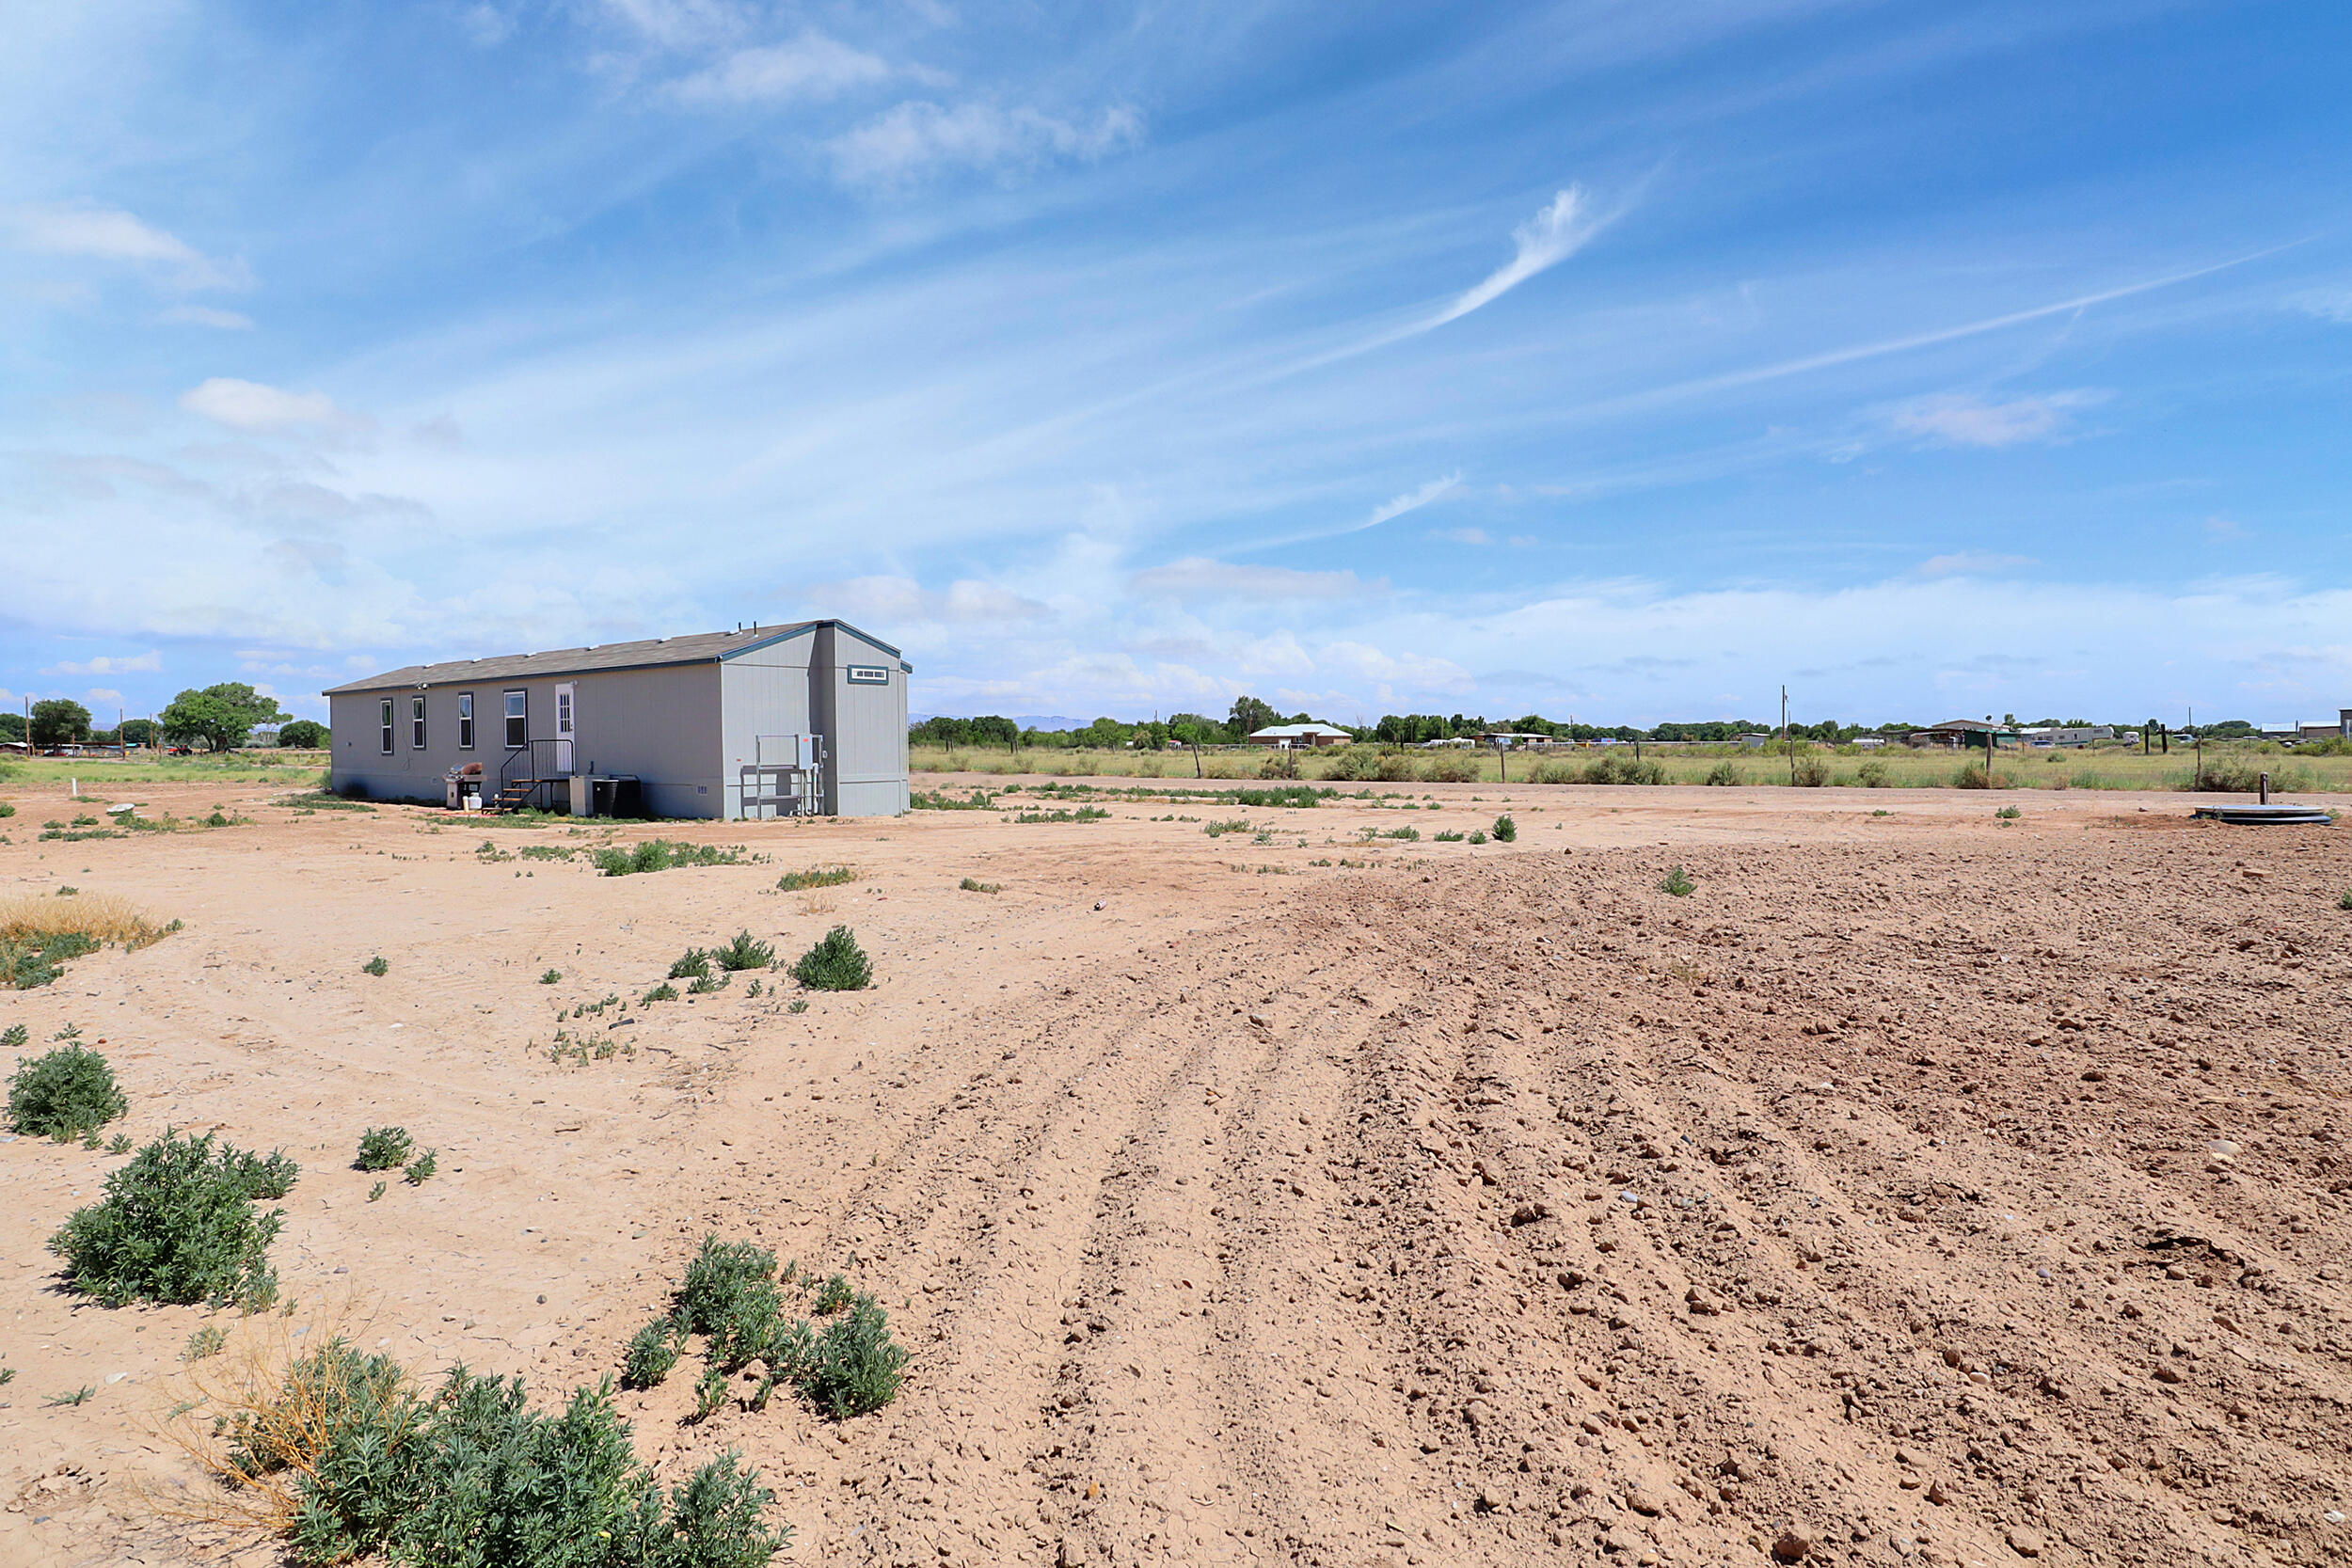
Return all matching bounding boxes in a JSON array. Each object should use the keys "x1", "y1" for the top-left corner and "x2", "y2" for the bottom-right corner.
[{"x1": 323, "y1": 621, "x2": 903, "y2": 696}]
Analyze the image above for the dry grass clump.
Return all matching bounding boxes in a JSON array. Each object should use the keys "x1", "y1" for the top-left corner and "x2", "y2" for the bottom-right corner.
[{"x1": 0, "y1": 892, "x2": 177, "y2": 949}]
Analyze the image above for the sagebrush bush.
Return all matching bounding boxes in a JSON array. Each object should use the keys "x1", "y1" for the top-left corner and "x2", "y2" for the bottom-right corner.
[
  {"x1": 1703, "y1": 760, "x2": 1742, "y2": 786},
  {"x1": 713, "y1": 931, "x2": 774, "y2": 972},
  {"x1": 622, "y1": 1318, "x2": 683, "y2": 1388},
  {"x1": 791, "y1": 927, "x2": 870, "y2": 991},
  {"x1": 354, "y1": 1127, "x2": 413, "y2": 1171},
  {"x1": 800, "y1": 1295, "x2": 908, "y2": 1420},
  {"x1": 49, "y1": 1128, "x2": 288, "y2": 1307},
  {"x1": 220, "y1": 1352, "x2": 791, "y2": 1568},
  {"x1": 1490, "y1": 814, "x2": 1516, "y2": 843},
  {"x1": 7, "y1": 1042, "x2": 128, "y2": 1140}
]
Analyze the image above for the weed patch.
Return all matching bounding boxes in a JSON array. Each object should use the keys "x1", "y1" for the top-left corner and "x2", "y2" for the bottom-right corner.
[
  {"x1": 714, "y1": 931, "x2": 775, "y2": 972},
  {"x1": 1661, "y1": 865, "x2": 1695, "y2": 897},
  {"x1": 792, "y1": 927, "x2": 871, "y2": 991},
  {"x1": 1490, "y1": 814, "x2": 1516, "y2": 843},
  {"x1": 1009, "y1": 807, "x2": 1108, "y2": 824},
  {"x1": 354, "y1": 1127, "x2": 414, "y2": 1171},
  {"x1": 49, "y1": 1129, "x2": 292, "y2": 1307},
  {"x1": 774, "y1": 865, "x2": 856, "y2": 893},
  {"x1": 1202, "y1": 818, "x2": 1252, "y2": 837},
  {"x1": 361, "y1": 956, "x2": 389, "y2": 977},
  {"x1": 669, "y1": 949, "x2": 713, "y2": 981},
  {"x1": 958, "y1": 877, "x2": 1000, "y2": 894},
  {"x1": 594, "y1": 840, "x2": 755, "y2": 877},
  {"x1": 7, "y1": 1042, "x2": 128, "y2": 1141},
  {"x1": 910, "y1": 789, "x2": 996, "y2": 810}
]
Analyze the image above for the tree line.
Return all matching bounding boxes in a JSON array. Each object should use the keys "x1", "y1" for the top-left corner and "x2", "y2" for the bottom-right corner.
[{"x1": 6, "y1": 687, "x2": 328, "y2": 752}]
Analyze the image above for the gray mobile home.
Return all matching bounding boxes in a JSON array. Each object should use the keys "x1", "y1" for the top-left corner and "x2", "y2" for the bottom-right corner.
[{"x1": 323, "y1": 621, "x2": 909, "y2": 819}]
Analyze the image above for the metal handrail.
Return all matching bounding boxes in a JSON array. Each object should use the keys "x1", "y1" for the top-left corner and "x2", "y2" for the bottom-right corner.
[{"x1": 497, "y1": 738, "x2": 565, "y2": 812}]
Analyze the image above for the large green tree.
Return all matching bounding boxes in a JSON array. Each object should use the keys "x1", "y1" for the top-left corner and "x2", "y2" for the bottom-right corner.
[
  {"x1": 277, "y1": 719, "x2": 329, "y2": 749},
  {"x1": 1227, "y1": 695, "x2": 1279, "y2": 739},
  {"x1": 159, "y1": 683, "x2": 291, "y2": 753},
  {"x1": 29, "y1": 698, "x2": 92, "y2": 748}
]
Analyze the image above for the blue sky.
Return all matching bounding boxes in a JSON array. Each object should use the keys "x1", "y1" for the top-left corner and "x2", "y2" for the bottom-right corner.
[{"x1": 5, "y1": 0, "x2": 2350, "y2": 730}]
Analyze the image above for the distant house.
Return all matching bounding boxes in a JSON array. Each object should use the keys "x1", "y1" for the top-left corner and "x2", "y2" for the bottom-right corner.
[
  {"x1": 1851, "y1": 736, "x2": 1888, "y2": 750},
  {"x1": 1905, "y1": 720, "x2": 2023, "y2": 750},
  {"x1": 1247, "y1": 722, "x2": 1353, "y2": 749},
  {"x1": 2295, "y1": 710, "x2": 2352, "y2": 740},
  {"x1": 1477, "y1": 731, "x2": 1560, "y2": 750},
  {"x1": 1735, "y1": 732, "x2": 1775, "y2": 749}
]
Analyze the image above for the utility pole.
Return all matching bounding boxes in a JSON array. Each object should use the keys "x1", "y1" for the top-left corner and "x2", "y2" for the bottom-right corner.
[{"x1": 1783, "y1": 686, "x2": 1795, "y2": 785}]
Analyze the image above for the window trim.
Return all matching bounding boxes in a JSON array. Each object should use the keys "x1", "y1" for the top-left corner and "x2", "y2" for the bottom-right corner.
[
  {"x1": 410, "y1": 694, "x2": 427, "y2": 752},
  {"x1": 503, "y1": 689, "x2": 528, "y2": 750},
  {"x1": 378, "y1": 699, "x2": 394, "y2": 755},
  {"x1": 456, "y1": 691, "x2": 474, "y2": 751}
]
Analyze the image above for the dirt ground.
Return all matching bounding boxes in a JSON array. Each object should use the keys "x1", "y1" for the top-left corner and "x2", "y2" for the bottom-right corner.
[{"x1": 2, "y1": 773, "x2": 2348, "y2": 1568}]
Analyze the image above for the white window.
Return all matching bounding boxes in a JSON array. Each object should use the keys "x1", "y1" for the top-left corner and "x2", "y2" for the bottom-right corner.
[
  {"x1": 378, "y1": 699, "x2": 393, "y2": 754},
  {"x1": 503, "y1": 689, "x2": 527, "y2": 749},
  {"x1": 457, "y1": 692, "x2": 474, "y2": 750},
  {"x1": 411, "y1": 694, "x2": 426, "y2": 751}
]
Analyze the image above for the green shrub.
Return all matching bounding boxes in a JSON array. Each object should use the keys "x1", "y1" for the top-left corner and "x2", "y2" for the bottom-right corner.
[
  {"x1": 687, "y1": 972, "x2": 730, "y2": 995},
  {"x1": 540, "y1": 969, "x2": 562, "y2": 985},
  {"x1": 669, "y1": 949, "x2": 712, "y2": 981},
  {"x1": 367, "y1": 1180, "x2": 388, "y2": 1203},
  {"x1": 641, "y1": 982, "x2": 679, "y2": 1005},
  {"x1": 2, "y1": 1023, "x2": 25, "y2": 1048},
  {"x1": 355, "y1": 1127, "x2": 414, "y2": 1171},
  {"x1": 1490, "y1": 814, "x2": 1516, "y2": 843},
  {"x1": 1661, "y1": 865, "x2": 1695, "y2": 897},
  {"x1": 1433, "y1": 830, "x2": 1464, "y2": 842},
  {"x1": 791, "y1": 927, "x2": 871, "y2": 991},
  {"x1": 230, "y1": 1146, "x2": 302, "y2": 1199},
  {"x1": 812, "y1": 1274, "x2": 852, "y2": 1315},
  {"x1": 1954, "y1": 762, "x2": 2014, "y2": 789},
  {"x1": 774, "y1": 866, "x2": 855, "y2": 893},
  {"x1": 1790, "y1": 755, "x2": 1832, "y2": 787},
  {"x1": 1202, "y1": 817, "x2": 1252, "y2": 837},
  {"x1": 958, "y1": 877, "x2": 1000, "y2": 894},
  {"x1": 800, "y1": 1295, "x2": 907, "y2": 1419},
  {"x1": 1467, "y1": 830, "x2": 1486, "y2": 845},
  {"x1": 1994, "y1": 804, "x2": 2022, "y2": 820},
  {"x1": 361, "y1": 956, "x2": 389, "y2": 977},
  {"x1": 593, "y1": 840, "x2": 750, "y2": 877},
  {"x1": 1856, "y1": 758, "x2": 1890, "y2": 786},
  {"x1": 7, "y1": 1042, "x2": 128, "y2": 1140},
  {"x1": 49, "y1": 1129, "x2": 287, "y2": 1307},
  {"x1": 185, "y1": 1323, "x2": 227, "y2": 1361},
  {"x1": 622, "y1": 1318, "x2": 683, "y2": 1389},
  {"x1": 1703, "y1": 760, "x2": 1742, "y2": 786},
  {"x1": 713, "y1": 931, "x2": 774, "y2": 972},
  {"x1": 1010, "y1": 807, "x2": 1108, "y2": 824},
  {"x1": 404, "y1": 1148, "x2": 437, "y2": 1184}
]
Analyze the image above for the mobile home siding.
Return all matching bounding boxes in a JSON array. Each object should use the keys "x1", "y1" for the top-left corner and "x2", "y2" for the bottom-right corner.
[
  {"x1": 330, "y1": 664, "x2": 724, "y2": 816},
  {"x1": 717, "y1": 626, "x2": 818, "y2": 818}
]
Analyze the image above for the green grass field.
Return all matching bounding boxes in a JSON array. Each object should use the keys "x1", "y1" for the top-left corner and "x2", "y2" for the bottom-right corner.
[
  {"x1": 0, "y1": 751, "x2": 329, "y2": 789},
  {"x1": 913, "y1": 742, "x2": 2352, "y2": 793}
]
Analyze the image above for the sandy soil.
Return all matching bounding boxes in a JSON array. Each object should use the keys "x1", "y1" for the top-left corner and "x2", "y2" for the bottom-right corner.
[{"x1": 2, "y1": 773, "x2": 2348, "y2": 1568}]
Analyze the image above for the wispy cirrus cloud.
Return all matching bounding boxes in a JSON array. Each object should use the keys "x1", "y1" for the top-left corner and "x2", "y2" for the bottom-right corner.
[
  {"x1": 179, "y1": 378, "x2": 370, "y2": 435},
  {"x1": 669, "y1": 33, "x2": 897, "y2": 105},
  {"x1": 2, "y1": 202, "x2": 245, "y2": 290},
  {"x1": 1127, "y1": 558, "x2": 1381, "y2": 601},
  {"x1": 1427, "y1": 186, "x2": 1608, "y2": 328},
  {"x1": 807, "y1": 574, "x2": 1048, "y2": 625},
  {"x1": 1891, "y1": 389, "x2": 2105, "y2": 448},
  {"x1": 828, "y1": 101, "x2": 1143, "y2": 188}
]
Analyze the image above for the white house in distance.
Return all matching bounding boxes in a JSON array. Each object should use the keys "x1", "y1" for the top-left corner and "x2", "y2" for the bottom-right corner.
[{"x1": 1248, "y1": 722, "x2": 1354, "y2": 749}]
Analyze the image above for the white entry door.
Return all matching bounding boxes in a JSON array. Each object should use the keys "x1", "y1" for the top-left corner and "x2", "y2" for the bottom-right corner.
[{"x1": 554, "y1": 683, "x2": 576, "y2": 772}]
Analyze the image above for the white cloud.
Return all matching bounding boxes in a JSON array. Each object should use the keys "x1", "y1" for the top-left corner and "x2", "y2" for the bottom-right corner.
[
  {"x1": 671, "y1": 34, "x2": 894, "y2": 104},
  {"x1": 1126, "y1": 557, "x2": 1380, "y2": 601},
  {"x1": 2, "y1": 202, "x2": 242, "y2": 289},
  {"x1": 600, "y1": 0, "x2": 746, "y2": 51},
  {"x1": 44, "y1": 650, "x2": 163, "y2": 676},
  {"x1": 1431, "y1": 527, "x2": 1492, "y2": 546},
  {"x1": 1318, "y1": 640, "x2": 1474, "y2": 693},
  {"x1": 1891, "y1": 390, "x2": 2105, "y2": 448},
  {"x1": 85, "y1": 688, "x2": 125, "y2": 706},
  {"x1": 461, "y1": 5, "x2": 516, "y2": 47},
  {"x1": 180, "y1": 378, "x2": 369, "y2": 435},
  {"x1": 161, "y1": 304, "x2": 255, "y2": 330},
  {"x1": 1918, "y1": 552, "x2": 2038, "y2": 578},
  {"x1": 809, "y1": 574, "x2": 1048, "y2": 624},
  {"x1": 2292, "y1": 287, "x2": 2352, "y2": 325},
  {"x1": 1429, "y1": 187, "x2": 1606, "y2": 328},
  {"x1": 829, "y1": 101, "x2": 1142, "y2": 188}
]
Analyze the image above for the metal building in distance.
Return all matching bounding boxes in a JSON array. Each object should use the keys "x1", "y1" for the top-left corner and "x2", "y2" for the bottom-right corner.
[{"x1": 323, "y1": 620, "x2": 909, "y2": 818}]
